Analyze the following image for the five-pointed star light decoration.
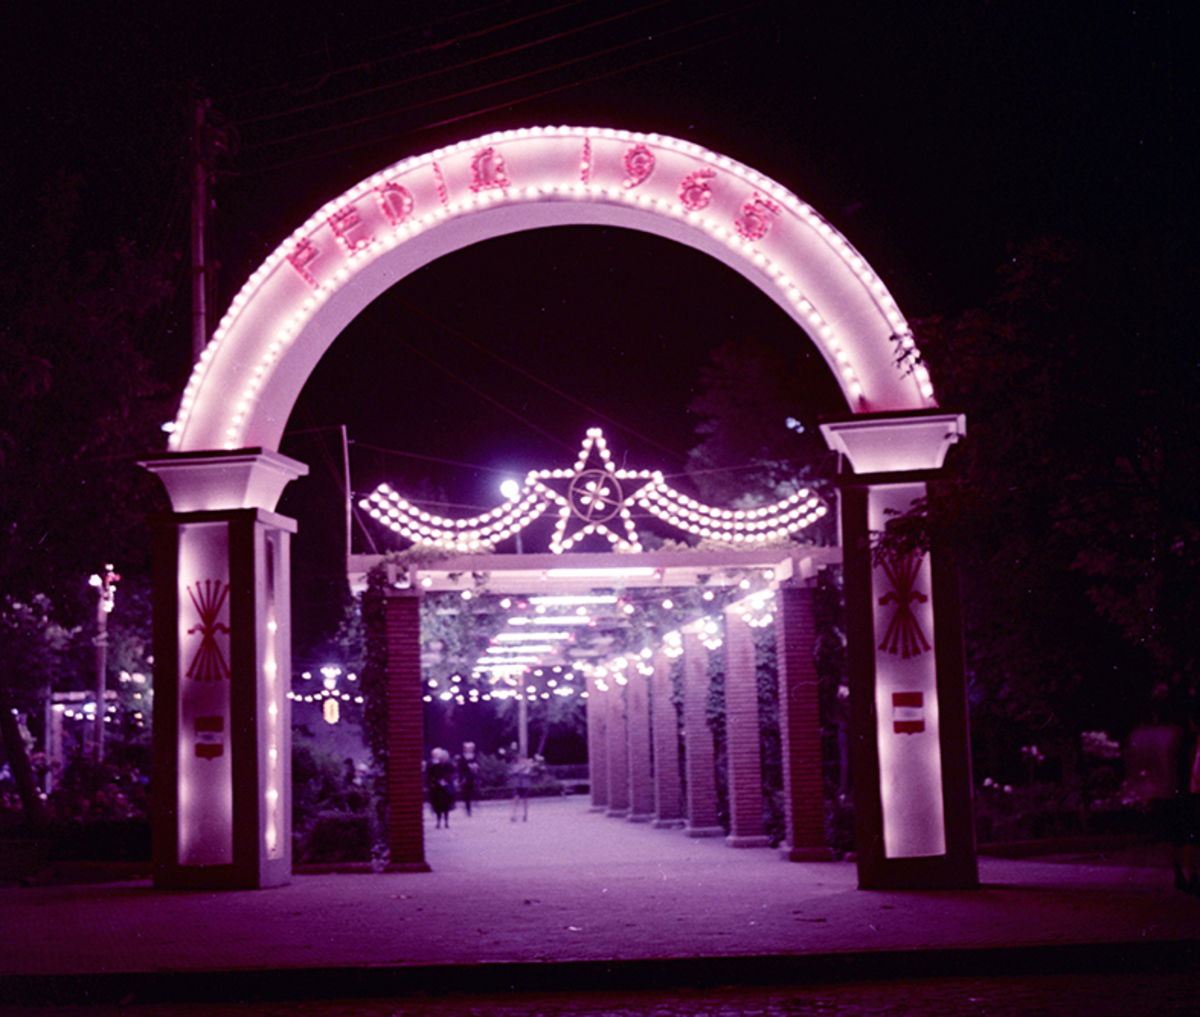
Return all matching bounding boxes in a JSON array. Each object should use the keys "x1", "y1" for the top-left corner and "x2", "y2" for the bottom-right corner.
[
  {"x1": 360, "y1": 428, "x2": 829, "y2": 553},
  {"x1": 527, "y1": 428, "x2": 660, "y2": 552}
]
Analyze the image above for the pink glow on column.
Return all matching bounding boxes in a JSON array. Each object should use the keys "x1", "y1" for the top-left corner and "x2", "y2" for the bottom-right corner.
[
  {"x1": 177, "y1": 522, "x2": 235, "y2": 866},
  {"x1": 870, "y1": 482, "x2": 946, "y2": 858}
]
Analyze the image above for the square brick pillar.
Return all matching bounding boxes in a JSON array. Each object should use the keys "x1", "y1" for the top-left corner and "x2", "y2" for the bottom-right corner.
[
  {"x1": 682, "y1": 631, "x2": 723, "y2": 837},
  {"x1": 587, "y1": 671, "x2": 609, "y2": 812},
  {"x1": 723, "y1": 609, "x2": 770, "y2": 848},
  {"x1": 384, "y1": 591, "x2": 430, "y2": 871},
  {"x1": 626, "y1": 661, "x2": 655, "y2": 822},
  {"x1": 606, "y1": 678, "x2": 631, "y2": 818},
  {"x1": 775, "y1": 585, "x2": 828, "y2": 860},
  {"x1": 651, "y1": 650, "x2": 684, "y2": 828}
]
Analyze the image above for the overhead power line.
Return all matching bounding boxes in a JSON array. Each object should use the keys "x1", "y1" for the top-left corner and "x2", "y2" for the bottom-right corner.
[
  {"x1": 236, "y1": 3, "x2": 779, "y2": 175},
  {"x1": 237, "y1": 0, "x2": 665, "y2": 129}
]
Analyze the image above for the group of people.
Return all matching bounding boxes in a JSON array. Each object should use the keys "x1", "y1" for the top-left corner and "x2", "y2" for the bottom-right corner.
[
  {"x1": 425, "y1": 743, "x2": 479, "y2": 828},
  {"x1": 425, "y1": 742, "x2": 541, "y2": 827}
]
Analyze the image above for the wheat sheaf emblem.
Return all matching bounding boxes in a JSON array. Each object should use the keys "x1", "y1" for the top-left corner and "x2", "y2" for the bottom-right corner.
[
  {"x1": 186, "y1": 580, "x2": 231, "y2": 680},
  {"x1": 877, "y1": 553, "x2": 931, "y2": 659}
]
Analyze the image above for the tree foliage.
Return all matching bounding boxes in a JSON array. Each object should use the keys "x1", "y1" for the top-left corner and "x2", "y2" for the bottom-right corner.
[
  {"x1": 889, "y1": 236, "x2": 1199, "y2": 758},
  {"x1": 685, "y1": 336, "x2": 839, "y2": 525},
  {"x1": 0, "y1": 174, "x2": 174, "y2": 611}
]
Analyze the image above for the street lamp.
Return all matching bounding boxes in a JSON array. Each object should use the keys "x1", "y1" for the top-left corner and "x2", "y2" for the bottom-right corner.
[{"x1": 87, "y1": 565, "x2": 119, "y2": 767}]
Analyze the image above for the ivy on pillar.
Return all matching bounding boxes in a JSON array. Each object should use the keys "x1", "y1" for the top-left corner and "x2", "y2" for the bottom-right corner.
[
  {"x1": 821, "y1": 412, "x2": 977, "y2": 890},
  {"x1": 651, "y1": 650, "x2": 684, "y2": 828},
  {"x1": 588, "y1": 671, "x2": 609, "y2": 815},
  {"x1": 774, "y1": 585, "x2": 827, "y2": 860},
  {"x1": 625, "y1": 660, "x2": 655, "y2": 822},
  {"x1": 682, "y1": 630, "x2": 723, "y2": 837},
  {"x1": 587, "y1": 671, "x2": 609, "y2": 812},
  {"x1": 723, "y1": 608, "x2": 770, "y2": 847}
]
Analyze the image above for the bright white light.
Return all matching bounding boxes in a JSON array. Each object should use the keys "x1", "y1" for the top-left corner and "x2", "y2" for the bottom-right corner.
[
  {"x1": 545, "y1": 567, "x2": 657, "y2": 579},
  {"x1": 508, "y1": 615, "x2": 592, "y2": 626},
  {"x1": 530, "y1": 595, "x2": 618, "y2": 606}
]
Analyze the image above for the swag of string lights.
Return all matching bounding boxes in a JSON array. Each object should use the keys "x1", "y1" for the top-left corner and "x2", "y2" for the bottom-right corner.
[
  {"x1": 359, "y1": 430, "x2": 808, "y2": 708},
  {"x1": 360, "y1": 428, "x2": 828, "y2": 554}
]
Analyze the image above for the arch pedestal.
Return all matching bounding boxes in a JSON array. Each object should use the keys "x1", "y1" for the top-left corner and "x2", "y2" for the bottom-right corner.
[
  {"x1": 142, "y1": 450, "x2": 306, "y2": 889},
  {"x1": 822, "y1": 412, "x2": 977, "y2": 890}
]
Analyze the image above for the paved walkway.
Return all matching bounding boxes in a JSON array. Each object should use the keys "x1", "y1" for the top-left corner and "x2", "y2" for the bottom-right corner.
[{"x1": 1, "y1": 798, "x2": 1197, "y2": 1007}]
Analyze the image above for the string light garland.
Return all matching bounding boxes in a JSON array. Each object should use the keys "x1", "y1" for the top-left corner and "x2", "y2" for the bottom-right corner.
[{"x1": 361, "y1": 428, "x2": 829, "y2": 552}]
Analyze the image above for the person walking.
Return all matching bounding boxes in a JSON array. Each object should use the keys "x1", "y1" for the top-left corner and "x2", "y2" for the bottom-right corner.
[
  {"x1": 427, "y1": 747, "x2": 456, "y2": 829},
  {"x1": 457, "y1": 741, "x2": 480, "y2": 817},
  {"x1": 509, "y1": 753, "x2": 534, "y2": 822}
]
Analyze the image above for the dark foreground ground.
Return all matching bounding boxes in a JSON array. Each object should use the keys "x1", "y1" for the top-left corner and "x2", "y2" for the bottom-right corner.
[{"x1": 2, "y1": 798, "x2": 1197, "y2": 1014}]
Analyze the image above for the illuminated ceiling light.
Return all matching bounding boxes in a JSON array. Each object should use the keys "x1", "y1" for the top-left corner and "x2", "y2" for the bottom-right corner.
[{"x1": 545, "y1": 567, "x2": 658, "y2": 579}]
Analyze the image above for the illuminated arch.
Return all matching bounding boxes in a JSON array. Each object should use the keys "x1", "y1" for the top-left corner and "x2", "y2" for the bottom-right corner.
[{"x1": 169, "y1": 126, "x2": 935, "y2": 454}]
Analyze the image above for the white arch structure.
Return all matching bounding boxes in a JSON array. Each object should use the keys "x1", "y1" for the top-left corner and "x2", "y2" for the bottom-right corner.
[
  {"x1": 144, "y1": 127, "x2": 974, "y2": 893},
  {"x1": 169, "y1": 126, "x2": 934, "y2": 456}
]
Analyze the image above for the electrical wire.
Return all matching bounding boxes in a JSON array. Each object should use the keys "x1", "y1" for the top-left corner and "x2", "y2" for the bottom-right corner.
[
  {"x1": 235, "y1": 4, "x2": 777, "y2": 175},
  {"x1": 385, "y1": 291, "x2": 688, "y2": 464},
  {"x1": 233, "y1": 0, "x2": 585, "y2": 105},
  {"x1": 237, "y1": 0, "x2": 663, "y2": 128}
]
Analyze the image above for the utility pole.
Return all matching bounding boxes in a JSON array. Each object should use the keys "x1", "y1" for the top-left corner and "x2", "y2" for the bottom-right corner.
[
  {"x1": 190, "y1": 98, "x2": 210, "y2": 366},
  {"x1": 190, "y1": 97, "x2": 236, "y2": 365},
  {"x1": 89, "y1": 565, "x2": 119, "y2": 767}
]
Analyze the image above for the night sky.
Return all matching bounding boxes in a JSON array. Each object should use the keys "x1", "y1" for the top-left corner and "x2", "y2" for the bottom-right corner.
[{"x1": 8, "y1": 2, "x2": 1193, "y2": 642}]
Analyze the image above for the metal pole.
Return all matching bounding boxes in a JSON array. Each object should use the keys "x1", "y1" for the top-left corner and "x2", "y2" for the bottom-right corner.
[
  {"x1": 92, "y1": 587, "x2": 108, "y2": 767},
  {"x1": 90, "y1": 567, "x2": 118, "y2": 768}
]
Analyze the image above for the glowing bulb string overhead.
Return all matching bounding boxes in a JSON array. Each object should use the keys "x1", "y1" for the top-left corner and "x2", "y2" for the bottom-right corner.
[{"x1": 360, "y1": 428, "x2": 829, "y2": 553}]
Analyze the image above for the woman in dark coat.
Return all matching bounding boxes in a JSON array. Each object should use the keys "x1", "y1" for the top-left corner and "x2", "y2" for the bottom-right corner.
[{"x1": 427, "y1": 748, "x2": 456, "y2": 828}]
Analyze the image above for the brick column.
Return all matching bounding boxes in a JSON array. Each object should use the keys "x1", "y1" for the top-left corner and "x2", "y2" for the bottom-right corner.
[
  {"x1": 385, "y1": 592, "x2": 430, "y2": 871},
  {"x1": 626, "y1": 661, "x2": 654, "y2": 822},
  {"x1": 606, "y1": 676, "x2": 630, "y2": 818},
  {"x1": 723, "y1": 609, "x2": 770, "y2": 847},
  {"x1": 775, "y1": 585, "x2": 827, "y2": 860},
  {"x1": 652, "y1": 650, "x2": 684, "y2": 828},
  {"x1": 682, "y1": 631, "x2": 723, "y2": 837},
  {"x1": 587, "y1": 670, "x2": 609, "y2": 812}
]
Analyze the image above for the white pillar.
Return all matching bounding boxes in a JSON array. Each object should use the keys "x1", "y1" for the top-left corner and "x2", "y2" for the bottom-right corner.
[
  {"x1": 822, "y1": 413, "x2": 977, "y2": 890},
  {"x1": 142, "y1": 450, "x2": 307, "y2": 890}
]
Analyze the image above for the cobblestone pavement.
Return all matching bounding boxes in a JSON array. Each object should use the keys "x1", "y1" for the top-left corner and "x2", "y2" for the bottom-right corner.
[{"x1": 6, "y1": 969, "x2": 1200, "y2": 1016}]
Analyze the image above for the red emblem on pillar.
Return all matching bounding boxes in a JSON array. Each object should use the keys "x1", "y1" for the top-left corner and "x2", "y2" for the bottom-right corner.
[
  {"x1": 186, "y1": 580, "x2": 231, "y2": 681},
  {"x1": 877, "y1": 553, "x2": 931, "y2": 658},
  {"x1": 194, "y1": 715, "x2": 225, "y2": 758},
  {"x1": 893, "y1": 692, "x2": 925, "y2": 734}
]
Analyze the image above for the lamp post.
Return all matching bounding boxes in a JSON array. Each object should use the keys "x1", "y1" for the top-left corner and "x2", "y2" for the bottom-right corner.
[{"x1": 88, "y1": 565, "x2": 119, "y2": 767}]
